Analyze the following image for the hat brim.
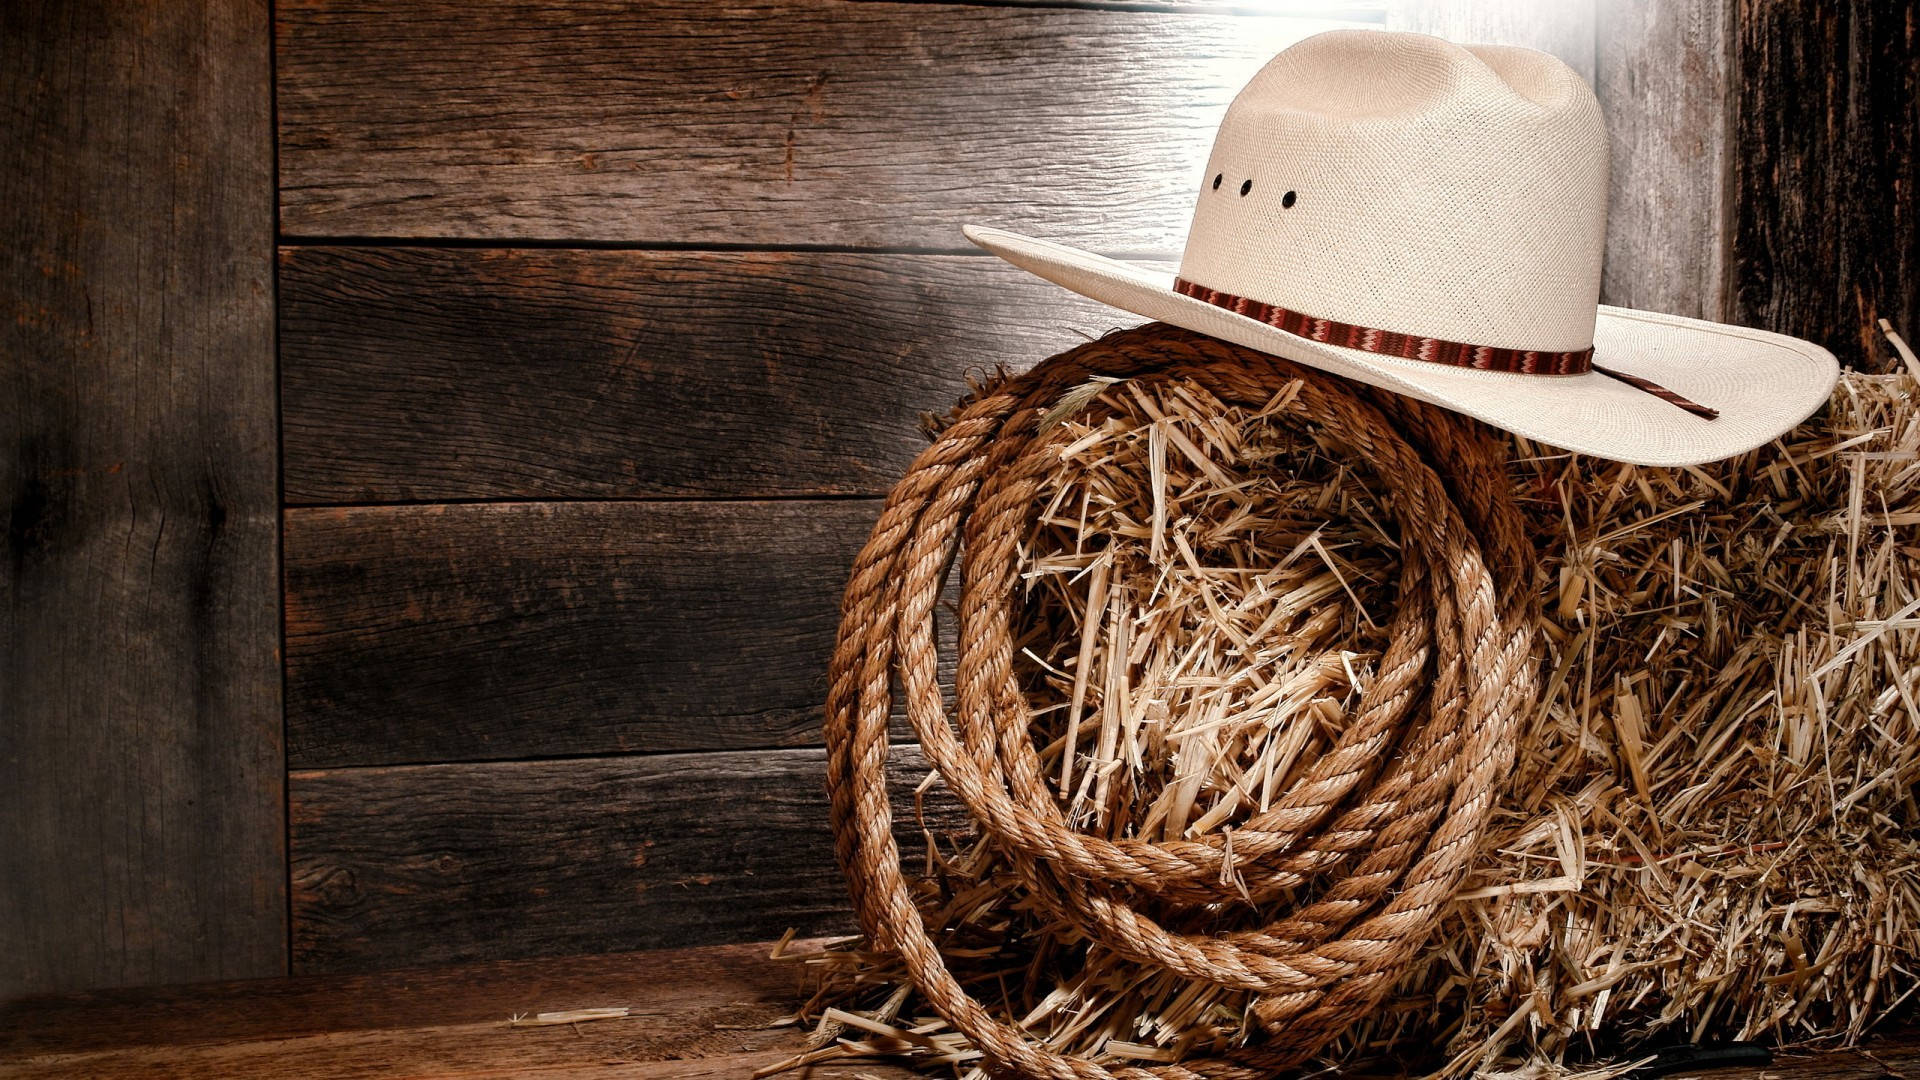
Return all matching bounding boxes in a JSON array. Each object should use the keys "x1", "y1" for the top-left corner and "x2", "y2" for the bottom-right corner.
[{"x1": 965, "y1": 225, "x2": 1838, "y2": 467}]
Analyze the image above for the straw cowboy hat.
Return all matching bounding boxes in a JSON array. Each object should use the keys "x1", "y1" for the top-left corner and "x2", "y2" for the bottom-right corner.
[{"x1": 966, "y1": 30, "x2": 1837, "y2": 466}]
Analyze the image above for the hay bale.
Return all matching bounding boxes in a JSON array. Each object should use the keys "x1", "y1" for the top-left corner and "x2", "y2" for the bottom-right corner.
[{"x1": 772, "y1": 325, "x2": 1920, "y2": 1078}]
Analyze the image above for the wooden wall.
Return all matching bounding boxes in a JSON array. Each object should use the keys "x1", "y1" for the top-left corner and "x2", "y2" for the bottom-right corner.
[
  {"x1": 272, "y1": 0, "x2": 1357, "y2": 974},
  {"x1": 6, "y1": 0, "x2": 1915, "y2": 993},
  {"x1": 268, "y1": 0, "x2": 1745, "y2": 976},
  {"x1": 1732, "y1": 0, "x2": 1919, "y2": 366}
]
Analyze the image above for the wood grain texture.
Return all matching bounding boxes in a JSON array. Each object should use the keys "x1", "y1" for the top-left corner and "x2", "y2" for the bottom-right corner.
[
  {"x1": 0, "y1": 940, "x2": 916, "y2": 1078},
  {"x1": 2, "y1": 941, "x2": 1916, "y2": 1080},
  {"x1": 1731, "y1": 0, "x2": 1919, "y2": 367},
  {"x1": 1593, "y1": 0, "x2": 1733, "y2": 320},
  {"x1": 0, "y1": 0, "x2": 284, "y2": 995},
  {"x1": 279, "y1": 247, "x2": 1153, "y2": 504},
  {"x1": 283, "y1": 500, "x2": 950, "y2": 768},
  {"x1": 275, "y1": 0, "x2": 1365, "y2": 245},
  {"x1": 288, "y1": 750, "x2": 957, "y2": 974}
]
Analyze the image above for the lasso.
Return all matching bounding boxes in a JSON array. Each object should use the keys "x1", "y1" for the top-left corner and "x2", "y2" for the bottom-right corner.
[{"x1": 826, "y1": 323, "x2": 1538, "y2": 1078}]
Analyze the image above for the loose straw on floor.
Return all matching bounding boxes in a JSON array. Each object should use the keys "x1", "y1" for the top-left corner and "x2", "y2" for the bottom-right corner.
[{"x1": 825, "y1": 324, "x2": 1542, "y2": 1077}]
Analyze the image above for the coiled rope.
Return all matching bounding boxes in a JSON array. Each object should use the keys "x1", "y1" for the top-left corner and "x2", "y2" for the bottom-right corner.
[{"x1": 826, "y1": 323, "x2": 1539, "y2": 1077}]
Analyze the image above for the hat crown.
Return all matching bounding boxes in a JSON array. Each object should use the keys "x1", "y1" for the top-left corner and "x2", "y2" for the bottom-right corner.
[{"x1": 1179, "y1": 30, "x2": 1609, "y2": 353}]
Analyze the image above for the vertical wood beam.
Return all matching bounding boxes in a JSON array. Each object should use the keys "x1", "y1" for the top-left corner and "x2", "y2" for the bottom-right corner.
[
  {"x1": 1, "y1": 0, "x2": 285, "y2": 994},
  {"x1": 1594, "y1": 0, "x2": 1736, "y2": 320},
  {"x1": 1731, "y1": 0, "x2": 1919, "y2": 366}
]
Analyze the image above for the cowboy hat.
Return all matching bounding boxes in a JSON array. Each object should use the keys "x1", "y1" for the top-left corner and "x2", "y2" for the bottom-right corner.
[{"x1": 965, "y1": 30, "x2": 1837, "y2": 466}]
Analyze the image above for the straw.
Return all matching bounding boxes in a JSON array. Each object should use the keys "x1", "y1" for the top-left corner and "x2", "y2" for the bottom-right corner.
[{"x1": 782, "y1": 322, "x2": 1919, "y2": 1078}]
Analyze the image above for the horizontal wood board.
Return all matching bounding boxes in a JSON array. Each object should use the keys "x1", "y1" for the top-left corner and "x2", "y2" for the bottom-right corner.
[
  {"x1": 285, "y1": 499, "x2": 964, "y2": 767},
  {"x1": 276, "y1": 0, "x2": 1366, "y2": 246},
  {"x1": 278, "y1": 247, "x2": 1153, "y2": 504},
  {"x1": 288, "y1": 749, "x2": 957, "y2": 973}
]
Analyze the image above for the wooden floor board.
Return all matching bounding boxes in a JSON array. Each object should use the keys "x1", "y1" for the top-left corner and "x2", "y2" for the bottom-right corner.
[
  {"x1": 0, "y1": 940, "x2": 915, "y2": 1079},
  {"x1": 3, "y1": 940, "x2": 1915, "y2": 1079}
]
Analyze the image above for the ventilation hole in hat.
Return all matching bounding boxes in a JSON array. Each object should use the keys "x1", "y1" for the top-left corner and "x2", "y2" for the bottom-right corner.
[
  {"x1": 1282, "y1": 190, "x2": 1297, "y2": 208},
  {"x1": 1212, "y1": 173, "x2": 1222, "y2": 191},
  {"x1": 1239, "y1": 178, "x2": 1252, "y2": 197}
]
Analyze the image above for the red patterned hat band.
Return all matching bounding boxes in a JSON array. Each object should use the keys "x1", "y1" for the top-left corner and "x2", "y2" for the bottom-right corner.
[{"x1": 1172, "y1": 277, "x2": 1719, "y2": 420}]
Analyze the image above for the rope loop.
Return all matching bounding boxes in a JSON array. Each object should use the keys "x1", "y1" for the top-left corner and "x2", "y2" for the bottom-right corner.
[{"x1": 826, "y1": 324, "x2": 1539, "y2": 1077}]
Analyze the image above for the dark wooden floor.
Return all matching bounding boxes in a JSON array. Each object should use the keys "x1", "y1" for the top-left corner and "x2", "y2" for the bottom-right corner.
[
  {"x1": 0, "y1": 941, "x2": 913, "y2": 1080},
  {"x1": 2, "y1": 941, "x2": 1917, "y2": 1080}
]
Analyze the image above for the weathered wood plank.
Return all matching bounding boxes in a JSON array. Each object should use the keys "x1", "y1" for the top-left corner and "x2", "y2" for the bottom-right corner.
[
  {"x1": 1594, "y1": 0, "x2": 1734, "y2": 320},
  {"x1": 0, "y1": 940, "x2": 824, "y2": 1056},
  {"x1": 0, "y1": 1033, "x2": 904, "y2": 1080},
  {"x1": 285, "y1": 500, "x2": 951, "y2": 768},
  {"x1": 279, "y1": 247, "x2": 1153, "y2": 504},
  {"x1": 1731, "y1": 0, "x2": 1919, "y2": 366},
  {"x1": 287, "y1": 750, "x2": 955, "y2": 974},
  {"x1": 0, "y1": 940, "x2": 917, "y2": 1078},
  {"x1": 275, "y1": 0, "x2": 1365, "y2": 245},
  {"x1": 0, "y1": 0, "x2": 284, "y2": 995}
]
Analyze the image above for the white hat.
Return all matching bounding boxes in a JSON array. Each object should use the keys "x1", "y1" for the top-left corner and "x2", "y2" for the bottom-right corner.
[{"x1": 965, "y1": 30, "x2": 1836, "y2": 467}]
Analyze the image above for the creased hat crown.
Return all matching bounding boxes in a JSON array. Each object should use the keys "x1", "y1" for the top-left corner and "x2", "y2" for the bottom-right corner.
[{"x1": 1179, "y1": 30, "x2": 1609, "y2": 354}]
